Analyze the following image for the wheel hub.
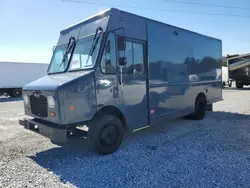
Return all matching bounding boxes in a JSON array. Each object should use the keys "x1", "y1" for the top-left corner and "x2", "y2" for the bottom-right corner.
[{"x1": 100, "y1": 125, "x2": 118, "y2": 145}]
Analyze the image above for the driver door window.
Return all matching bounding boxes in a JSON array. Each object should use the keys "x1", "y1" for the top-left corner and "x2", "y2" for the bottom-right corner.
[
  {"x1": 100, "y1": 33, "x2": 117, "y2": 74},
  {"x1": 123, "y1": 41, "x2": 144, "y2": 74}
]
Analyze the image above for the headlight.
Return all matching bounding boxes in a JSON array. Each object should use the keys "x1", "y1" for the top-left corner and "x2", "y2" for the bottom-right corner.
[
  {"x1": 47, "y1": 96, "x2": 55, "y2": 108},
  {"x1": 23, "y1": 95, "x2": 29, "y2": 105}
]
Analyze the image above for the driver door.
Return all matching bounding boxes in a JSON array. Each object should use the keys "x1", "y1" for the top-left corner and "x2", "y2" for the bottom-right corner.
[{"x1": 119, "y1": 39, "x2": 149, "y2": 130}]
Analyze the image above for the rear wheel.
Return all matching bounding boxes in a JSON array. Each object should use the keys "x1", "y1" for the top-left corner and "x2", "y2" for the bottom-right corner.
[
  {"x1": 188, "y1": 95, "x2": 206, "y2": 120},
  {"x1": 236, "y1": 82, "x2": 243, "y2": 89},
  {"x1": 222, "y1": 81, "x2": 225, "y2": 88},
  {"x1": 87, "y1": 114, "x2": 124, "y2": 155},
  {"x1": 10, "y1": 88, "x2": 22, "y2": 98}
]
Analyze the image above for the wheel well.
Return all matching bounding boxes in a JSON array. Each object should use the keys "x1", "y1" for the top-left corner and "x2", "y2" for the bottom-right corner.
[{"x1": 92, "y1": 106, "x2": 127, "y2": 130}]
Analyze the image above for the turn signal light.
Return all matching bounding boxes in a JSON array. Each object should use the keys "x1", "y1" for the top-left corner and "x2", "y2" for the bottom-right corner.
[
  {"x1": 50, "y1": 112, "x2": 56, "y2": 117},
  {"x1": 70, "y1": 105, "x2": 75, "y2": 111}
]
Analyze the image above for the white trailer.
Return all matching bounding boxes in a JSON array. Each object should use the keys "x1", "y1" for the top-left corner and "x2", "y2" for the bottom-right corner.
[
  {"x1": 222, "y1": 66, "x2": 230, "y2": 87},
  {"x1": 0, "y1": 61, "x2": 48, "y2": 97}
]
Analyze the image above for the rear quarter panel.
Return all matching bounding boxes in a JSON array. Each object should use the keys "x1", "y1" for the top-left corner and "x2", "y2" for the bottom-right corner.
[{"x1": 147, "y1": 20, "x2": 222, "y2": 118}]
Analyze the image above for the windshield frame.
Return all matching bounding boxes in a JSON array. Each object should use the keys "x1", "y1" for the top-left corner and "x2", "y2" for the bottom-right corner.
[
  {"x1": 47, "y1": 40, "x2": 76, "y2": 75},
  {"x1": 47, "y1": 31, "x2": 105, "y2": 75}
]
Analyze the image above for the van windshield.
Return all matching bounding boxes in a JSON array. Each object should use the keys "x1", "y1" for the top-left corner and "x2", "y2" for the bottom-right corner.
[{"x1": 48, "y1": 34, "x2": 103, "y2": 74}]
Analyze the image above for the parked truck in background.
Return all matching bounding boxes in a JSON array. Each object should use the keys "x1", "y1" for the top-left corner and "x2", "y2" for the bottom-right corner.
[
  {"x1": 227, "y1": 53, "x2": 250, "y2": 88},
  {"x1": 0, "y1": 62, "x2": 48, "y2": 97},
  {"x1": 19, "y1": 8, "x2": 222, "y2": 154}
]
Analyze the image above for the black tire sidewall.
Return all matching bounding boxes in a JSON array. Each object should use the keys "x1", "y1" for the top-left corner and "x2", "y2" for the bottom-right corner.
[
  {"x1": 193, "y1": 97, "x2": 206, "y2": 120},
  {"x1": 236, "y1": 82, "x2": 243, "y2": 88},
  {"x1": 11, "y1": 89, "x2": 22, "y2": 98},
  {"x1": 88, "y1": 114, "x2": 124, "y2": 154}
]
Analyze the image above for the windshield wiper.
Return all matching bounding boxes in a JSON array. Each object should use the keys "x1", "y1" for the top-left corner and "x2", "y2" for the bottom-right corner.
[
  {"x1": 84, "y1": 27, "x2": 103, "y2": 67},
  {"x1": 59, "y1": 36, "x2": 76, "y2": 68}
]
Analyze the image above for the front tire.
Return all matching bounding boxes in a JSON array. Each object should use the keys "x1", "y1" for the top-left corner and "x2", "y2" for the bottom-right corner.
[{"x1": 87, "y1": 114, "x2": 124, "y2": 155}]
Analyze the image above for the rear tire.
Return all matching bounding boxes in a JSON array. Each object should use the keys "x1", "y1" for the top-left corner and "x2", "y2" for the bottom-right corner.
[
  {"x1": 236, "y1": 82, "x2": 243, "y2": 89},
  {"x1": 87, "y1": 114, "x2": 124, "y2": 155},
  {"x1": 10, "y1": 88, "x2": 22, "y2": 98},
  {"x1": 222, "y1": 82, "x2": 225, "y2": 88},
  {"x1": 188, "y1": 96, "x2": 206, "y2": 120}
]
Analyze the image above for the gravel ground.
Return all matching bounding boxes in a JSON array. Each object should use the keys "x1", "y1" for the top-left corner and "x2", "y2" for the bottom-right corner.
[{"x1": 1, "y1": 87, "x2": 250, "y2": 188}]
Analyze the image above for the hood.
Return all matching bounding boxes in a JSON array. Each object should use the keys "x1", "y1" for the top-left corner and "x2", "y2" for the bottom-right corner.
[{"x1": 23, "y1": 70, "x2": 94, "y2": 91}]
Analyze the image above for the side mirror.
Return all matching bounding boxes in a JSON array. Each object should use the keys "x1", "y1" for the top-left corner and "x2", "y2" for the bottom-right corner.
[
  {"x1": 118, "y1": 36, "x2": 126, "y2": 51},
  {"x1": 52, "y1": 46, "x2": 56, "y2": 52},
  {"x1": 119, "y1": 57, "x2": 127, "y2": 66}
]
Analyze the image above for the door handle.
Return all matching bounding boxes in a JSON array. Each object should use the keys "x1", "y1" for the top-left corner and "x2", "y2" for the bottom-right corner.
[{"x1": 118, "y1": 73, "x2": 123, "y2": 85}]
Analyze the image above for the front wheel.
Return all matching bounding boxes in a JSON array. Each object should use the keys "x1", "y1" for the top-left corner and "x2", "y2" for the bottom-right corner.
[{"x1": 87, "y1": 114, "x2": 124, "y2": 155}]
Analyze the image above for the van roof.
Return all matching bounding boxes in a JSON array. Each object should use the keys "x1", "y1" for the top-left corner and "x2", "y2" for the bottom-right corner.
[
  {"x1": 61, "y1": 7, "x2": 221, "y2": 41},
  {"x1": 61, "y1": 8, "x2": 112, "y2": 33}
]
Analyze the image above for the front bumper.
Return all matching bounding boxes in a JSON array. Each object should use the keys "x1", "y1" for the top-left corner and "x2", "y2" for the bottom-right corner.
[{"x1": 19, "y1": 118, "x2": 68, "y2": 143}]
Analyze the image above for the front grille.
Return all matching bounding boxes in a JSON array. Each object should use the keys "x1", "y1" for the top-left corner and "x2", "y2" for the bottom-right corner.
[{"x1": 30, "y1": 94, "x2": 48, "y2": 117}]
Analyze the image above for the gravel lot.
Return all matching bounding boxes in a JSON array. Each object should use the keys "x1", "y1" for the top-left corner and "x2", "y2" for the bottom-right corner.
[{"x1": 1, "y1": 87, "x2": 250, "y2": 188}]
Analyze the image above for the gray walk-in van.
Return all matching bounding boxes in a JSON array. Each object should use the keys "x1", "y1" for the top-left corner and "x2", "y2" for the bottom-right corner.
[{"x1": 19, "y1": 8, "x2": 222, "y2": 154}]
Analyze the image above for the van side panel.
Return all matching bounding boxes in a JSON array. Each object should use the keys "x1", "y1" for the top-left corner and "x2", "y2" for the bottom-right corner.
[
  {"x1": 147, "y1": 21, "x2": 222, "y2": 121},
  {"x1": 95, "y1": 9, "x2": 222, "y2": 129}
]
